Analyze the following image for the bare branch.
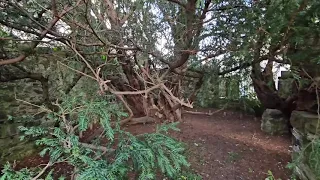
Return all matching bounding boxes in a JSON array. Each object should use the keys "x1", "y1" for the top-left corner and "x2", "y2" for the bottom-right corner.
[
  {"x1": 195, "y1": 49, "x2": 227, "y2": 65},
  {"x1": 120, "y1": 5, "x2": 136, "y2": 25},
  {"x1": 84, "y1": 1, "x2": 106, "y2": 45},
  {"x1": 207, "y1": 5, "x2": 248, "y2": 12},
  {"x1": 0, "y1": 0, "x2": 83, "y2": 66},
  {"x1": 108, "y1": 84, "x2": 163, "y2": 95},
  {"x1": 218, "y1": 62, "x2": 251, "y2": 75},
  {"x1": 31, "y1": 162, "x2": 52, "y2": 180},
  {"x1": 0, "y1": 55, "x2": 26, "y2": 66},
  {"x1": 0, "y1": 37, "x2": 54, "y2": 43},
  {"x1": 161, "y1": 84, "x2": 193, "y2": 108},
  {"x1": 184, "y1": 108, "x2": 225, "y2": 116},
  {"x1": 59, "y1": 61, "x2": 96, "y2": 81},
  {"x1": 51, "y1": 0, "x2": 58, "y2": 17},
  {"x1": 166, "y1": 0, "x2": 186, "y2": 8},
  {"x1": 0, "y1": 20, "x2": 65, "y2": 43},
  {"x1": 103, "y1": 0, "x2": 119, "y2": 25}
]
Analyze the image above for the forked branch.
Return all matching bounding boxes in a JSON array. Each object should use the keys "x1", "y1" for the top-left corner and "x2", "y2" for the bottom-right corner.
[{"x1": 0, "y1": 0, "x2": 83, "y2": 65}]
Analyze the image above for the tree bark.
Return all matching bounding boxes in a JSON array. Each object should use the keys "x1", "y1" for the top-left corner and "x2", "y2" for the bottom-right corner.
[{"x1": 251, "y1": 60, "x2": 298, "y2": 117}]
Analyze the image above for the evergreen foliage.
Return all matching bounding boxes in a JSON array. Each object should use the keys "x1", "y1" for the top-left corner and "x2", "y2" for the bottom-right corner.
[
  {"x1": 288, "y1": 137, "x2": 320, "y2": 180},
  {"x1": 0, "y1": 94, "x2": 194, "y2": 179},
  {"x1": 1, "y1": 0, "x2": 320, "y2": 179},
  {"x1": 308, "y1": 139, "x2": 320, "y2": 178}
]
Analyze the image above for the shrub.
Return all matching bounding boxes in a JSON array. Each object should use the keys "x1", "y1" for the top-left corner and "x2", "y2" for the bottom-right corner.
[{"x1": 0, "y1": 94, "x2": 192, "y2": 180}]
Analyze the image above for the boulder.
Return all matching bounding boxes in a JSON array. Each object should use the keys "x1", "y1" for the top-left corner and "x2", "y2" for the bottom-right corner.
[{"x1": 261, "y1": 109, "x2": 289, "y2": 135}]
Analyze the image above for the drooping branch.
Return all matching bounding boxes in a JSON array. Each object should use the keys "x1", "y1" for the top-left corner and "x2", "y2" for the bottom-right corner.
[
  {"x1": 31, "y1": 162, "x2": 52, "y2": 180},
  {"x1": 207, "y1": 4, "x2": 248, "y2": 12},
  {"x1": 0, "y1": 19, "x2": 65, "y2": 43},
  {"x1": 166, "y1": 0, "x2": 187, "y2": 9},
  {"x1": 0, "y1": 0, "x2": 83, "y2": 65},
  {"x1": 194, "y1": 49, "x2": 227, "y2": 65},
  {"x1": 183, "y1": 108, "x2": 225, "y2": 116},
  {"x1": 0, "y1": 37, "x2": 55, "y2": 44},
  {"x1": 218, "y1": 62, "x2": 251, "y2": 75}
]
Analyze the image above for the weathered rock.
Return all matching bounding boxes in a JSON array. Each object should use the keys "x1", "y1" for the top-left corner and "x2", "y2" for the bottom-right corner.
[
  {"x1": 290, "y1": 111, "x2": 320, "y2": 135},
  {"x1": 261, "y1": 109, "x2": 289, "y2": 135},
  {"x1": 0, "y1": 140, "x2": 38, "y2": 164},
  {"x1": 278, "y1": 71, "x2": 294, "y2": 99}
]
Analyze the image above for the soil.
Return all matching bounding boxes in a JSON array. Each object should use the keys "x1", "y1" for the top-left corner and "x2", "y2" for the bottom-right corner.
[{"x1": 12, "y1": 108, "x2": 292, "y2": 180}]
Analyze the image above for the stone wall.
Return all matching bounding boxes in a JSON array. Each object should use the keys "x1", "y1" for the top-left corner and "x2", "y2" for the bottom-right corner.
[
  {"x1": 274, "y1": 71, "x2": 319, "y2": 179},
  {"x1": 291, "y1": 111, "x2": 319, "y2": 180},
  {"x1": 0, "y1": 49, "x2": 98, "y2": 164}
]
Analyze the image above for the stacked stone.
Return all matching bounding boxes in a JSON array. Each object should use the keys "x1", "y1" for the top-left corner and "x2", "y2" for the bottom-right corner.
[
  {"x1": 291, "y1": 111, "x2": 319, "y2": 180},
  {"x1": 262, "y1": 70, "x2": 319, "y2": 180},
  {"x1": 0, "y1": 118, "x2": 39, "y2": 164}
]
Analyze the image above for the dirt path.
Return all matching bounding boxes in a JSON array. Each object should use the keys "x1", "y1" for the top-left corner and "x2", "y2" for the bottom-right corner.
[
  {"x1": 127, "y1": 109, "x2": 292, "y2": 180},
  {"x1": 13, "y1": 109, "x2": 292, "y2": 180}
]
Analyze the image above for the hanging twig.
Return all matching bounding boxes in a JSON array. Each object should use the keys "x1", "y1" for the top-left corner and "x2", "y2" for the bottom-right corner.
[
  {"x1": 31, "y1": 162, "x2": 51, "y2": 180},
  {"x1": 183, "y1": 108, "x2": 225, "y2": 116},
  {"x1": 0, "y1": 0, "x2": 83, "y2": 65}
]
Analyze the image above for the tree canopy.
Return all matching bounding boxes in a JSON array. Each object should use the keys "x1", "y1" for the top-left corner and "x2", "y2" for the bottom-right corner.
[
  {"x1": 1, "y1": 0, "x2": 320, "y2": 178},
  {"x1": 1, "y1": 0, "x2": 319, "y2": 116}
]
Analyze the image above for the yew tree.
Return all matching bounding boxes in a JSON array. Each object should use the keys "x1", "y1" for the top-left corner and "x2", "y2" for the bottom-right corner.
[
  {"x1": 1, "y1": 0, "x2": 320, "y2": 123},
  {"x1": 0, "y1": 0, "x2": 252, "y2": 123},
  {"x1": 229, "y1": 0, "x2": 320, "y2": 116}
]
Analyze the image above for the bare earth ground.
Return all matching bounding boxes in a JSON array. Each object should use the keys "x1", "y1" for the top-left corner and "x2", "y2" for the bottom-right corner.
[{"x1": 14, "y1": 109, "x2": 292, "y2": 180}]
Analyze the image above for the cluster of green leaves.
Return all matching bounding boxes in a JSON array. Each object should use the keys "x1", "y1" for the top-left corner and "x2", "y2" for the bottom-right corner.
[
  {"x1": 237, "y1": 94, "x2": 264, "y2": 116},
  {"x1": 264, "y1": 170, "x2": 280, "y2": 180},
  {"x1": 195, "y1": 75, "x2": 240, "y2": 107},
  {"x1": 195, "y1": 76, "x2": 221, "y2": 108},
  {"x1": 308, "y1": 138, "x2": 320, "y2": 179},
  {"x1": 173, "y1": 170, "x2": 202, "y2": 180},
  {"x1": 1, "y1": 94, "x2": 195, "y2": 180},
  {"x1": 264, "y1": 170, "x2": 297, "y2": 180},
  {"x1": 195, "y1": 73, "x2": 264, "y2": 116},
  {"x1": 0, "y1": 29, "x2": 9, "y2": 46},
  {"x1": 288, "y1": 137, "x2": 320, "y2": 180},
  {"x1": 1, "y1": 163, "x2": 36, "y2": 180}
]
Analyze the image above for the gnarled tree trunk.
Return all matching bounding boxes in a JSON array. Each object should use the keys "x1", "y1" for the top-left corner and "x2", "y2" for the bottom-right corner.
[{"x1": 251, "y1": 60, "x2": 297, "y2": 117}]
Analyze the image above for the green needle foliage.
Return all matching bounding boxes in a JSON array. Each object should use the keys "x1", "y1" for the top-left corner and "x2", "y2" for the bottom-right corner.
[
  {"x1": 0, "y1": 94, "x2": 194, "y2": 180},
  {"x1": 308, "y1": 139, "x2": 320, "y2": 179},
  {"x1": 288, "y1": 137, "x2": 320, "y2": 180}
]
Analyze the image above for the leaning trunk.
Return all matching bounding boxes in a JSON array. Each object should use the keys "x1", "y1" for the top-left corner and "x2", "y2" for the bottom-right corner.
[{"x1": 251, "y1": 60, "x2": 295, "y2": 117}]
